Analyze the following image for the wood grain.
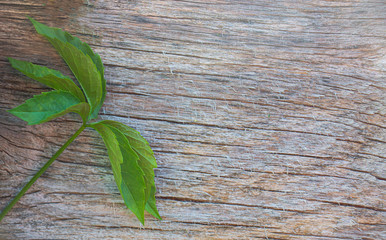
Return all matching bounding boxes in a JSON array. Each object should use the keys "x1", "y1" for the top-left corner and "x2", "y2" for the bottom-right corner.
[{"x1": 0, "y1": 0, "x2": 385, "y2": 239}]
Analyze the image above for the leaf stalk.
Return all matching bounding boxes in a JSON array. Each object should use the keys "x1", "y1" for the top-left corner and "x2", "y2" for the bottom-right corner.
[{"x1": 0, "y1": 124, "x2": 86, "y2": 222}]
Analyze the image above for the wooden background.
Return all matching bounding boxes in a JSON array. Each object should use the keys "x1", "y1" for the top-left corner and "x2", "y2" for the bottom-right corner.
[{"x1": 0, "y1": 0, "x2": 385, "y2": 239}]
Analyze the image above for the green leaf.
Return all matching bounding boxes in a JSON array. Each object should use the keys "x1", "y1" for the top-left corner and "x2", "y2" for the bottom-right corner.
[
  {"x1": 102, "y1": 120, "x2": 157, "y2": 168},
  {"x1": 50, "y1": 40, "x2": 102, "y2": 115},
  {"x1": 145, "y1": 185, "x2": 162, "y2": 220},
  {"x1": 8, "y1": 57, "x2": 85, "y2": 102},
  {"x1": 29, "y1": 17, "x2": 106, "y2": 119},
  {"x1": 99, "y1": 120, "x2": 161, "y2": 220},
  {"x1": 90, "y1": 122, "x2": 147, "y2": 224},
  {"x1": 8, "y1": 90, "x2": 90, "y2": 125}
]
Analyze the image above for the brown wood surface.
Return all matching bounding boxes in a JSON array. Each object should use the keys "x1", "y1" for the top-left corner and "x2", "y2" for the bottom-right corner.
[{"x1": 0, "y1": 0, "x2": 385, "y2": 239}]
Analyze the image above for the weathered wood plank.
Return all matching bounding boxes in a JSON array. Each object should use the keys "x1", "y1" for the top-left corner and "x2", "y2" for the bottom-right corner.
[{"x1": 0, "y1": 0, "x2": 385, "y2": 239}]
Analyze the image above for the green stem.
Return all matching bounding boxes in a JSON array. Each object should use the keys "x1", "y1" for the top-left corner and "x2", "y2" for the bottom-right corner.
[{"x1": 0, "y1": 124, "x2": 86, "y2": 222}]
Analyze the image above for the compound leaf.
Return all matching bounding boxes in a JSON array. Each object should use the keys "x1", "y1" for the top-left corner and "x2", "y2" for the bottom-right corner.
[
  {"x1": 8, "y1": 57, "x2": 85, "y2": 102},
  {"x1": 8, "y1": 90, "x2": 90, "y2": 125},
  {"x1": 4, "y1": 17, "x2": 161, "y2": 225}
]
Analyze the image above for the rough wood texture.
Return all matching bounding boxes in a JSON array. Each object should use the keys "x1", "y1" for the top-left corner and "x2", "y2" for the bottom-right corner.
[{"x1": 0, "y1": 0, "x2": 385, "y2": 239}]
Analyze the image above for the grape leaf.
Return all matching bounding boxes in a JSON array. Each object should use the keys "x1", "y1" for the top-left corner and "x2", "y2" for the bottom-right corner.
[
  {"x1": 8, "y1": 57, "x2": 85, "y2": 102},
  {"x1": 29, "y1": 17, "x2": 105, "y2": 119},
  {"x1": 8, "y1": 90, "x2": 90, "y2": 125},
  {"x1": 90, "y1": 122, "x2": 147, "y2": 224},
  {"x1": 100, "y1": 120, "x2": 161, "y2": 220}
]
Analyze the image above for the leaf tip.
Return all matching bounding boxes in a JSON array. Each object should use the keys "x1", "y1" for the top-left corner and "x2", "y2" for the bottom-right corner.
[
  {"x1": 133, "y1": 209, "x2": 145, "y2": 225},
  {"x1": 7, "y1": 107, "x2": 18, "y2": 115},
  {"x1": 27, "y1": 16, "x2": 36, "y2": 23},
  {"x1": 8, "y1": 57, "x2": 18, "y2": 68},
  {"x1": 27, "y1": 16, "x2": 38, "y2": 27},
  {"x1": 28, "y1": 16, "x2": 43, "y2": 33}
]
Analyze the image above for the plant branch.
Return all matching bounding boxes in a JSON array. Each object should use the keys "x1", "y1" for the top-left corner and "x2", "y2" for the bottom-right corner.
[{"x1": 0, "y1": 124, "x2": 86, "y2": 222}]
